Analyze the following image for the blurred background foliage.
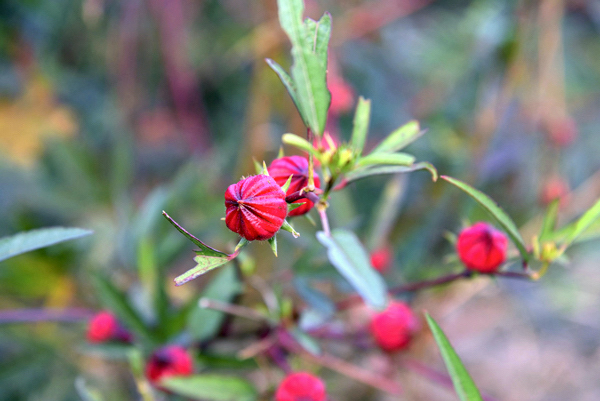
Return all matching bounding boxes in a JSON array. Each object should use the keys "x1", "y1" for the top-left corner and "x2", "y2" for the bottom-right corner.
[{"x1": 1, "y1": 0, "x2": 600, "y2": 400}]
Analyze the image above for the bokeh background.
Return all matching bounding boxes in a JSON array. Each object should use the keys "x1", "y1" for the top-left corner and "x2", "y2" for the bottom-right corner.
[{"x1": 1, "y1": 0, "x2": 600, "y2": 400}]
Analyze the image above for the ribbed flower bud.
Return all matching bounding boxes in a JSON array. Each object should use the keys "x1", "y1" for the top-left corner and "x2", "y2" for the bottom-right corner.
[
  {"x1": 275, "y1": 372, "x2": 327, "y2": 401},
  {"x1": 457, "y1": 222, "x2": 508, "y2": 273},
  {"x1": 145, "y1": 345, "x2": 193, "y2": 388},
  {"x1": 87, "y1": 311, "x2": 132, "y2": 343},
  {"x1": 370, "y1": 301, "x2": 418, "y2": 352},
  {"x1": 268, "y1": 156, "x2": 321, "y2": 216},
  {"x1": 225, "y1": 175, "x2": 287, "y2": 241}
]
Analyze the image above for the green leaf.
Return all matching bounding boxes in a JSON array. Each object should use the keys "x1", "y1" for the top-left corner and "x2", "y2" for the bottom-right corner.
[
  {"x1": 311, "y1": 13, "x2": 332, "y2": 65},
  {"x1": 356, "y1": 152, "x2": 416, "y2": 168},
  {"x1": 161, "y1": 374, "x2": 257, "y2": 401},
  {"x1": 370, "y1": 120, "x2": 422, "y2": 154},
  {"x1": 92, "y1": 274, "x2": 151, "y2": 343},
  {"x1": 562, "y1": 198, "x2": 600, "y2": 248},
  {"x1": 187, "y1": 265, "x2": 243, "y2": 342},
  {"x1": 350, "y1": 97, "x2": 371, "y2": 155},
  {"x1": 0, "y1": 227, "x2": 92, "y2": 263},
  {"x1": 425, "y1": 313, "x2": 483, "y2": 401},
  {"x1": 174, "y1": 254, "x2": 230, "y2": 286},
  {"x1": 344, "y1": 162, "x2": 438, "y2": 183},
  {"x1": 162, "y1": 211, "x2": 228, "y2": 258},
  {"x1": 441, "y1": 176, "x2": 529, "y2": 262},
  {"x1": 265, "y1": 58, "x2": 300, "y2": 111},
  {"x1": 276, "y1": 0, "x2": 330, "y2": 135},
  {"x1": 268, "y1": 236, "x2": 278, "y2": 257},
  {"x1": 316, "y1": 229, "x2": 387, "y2": 309},
  {"x1": 282, "y1": 133, "x2": 319, "y2": 156}
]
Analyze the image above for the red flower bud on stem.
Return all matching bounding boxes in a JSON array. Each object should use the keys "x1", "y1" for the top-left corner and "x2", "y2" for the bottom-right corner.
[
  {"x1": 87, "y1": 311, "x2": 132, "y2": 343},
  {"x1": 457, "y1": 222, "x2": 508, "y2": 273},
  {"x1": 275, "y1": 372, "x2": 327, "y2": 401},
  {"x1": 268, "y1": 156, "x2": 321, "y2": 216},
  {"x1": 225, "y1": 175, "x2": 287, "y2": 241},
  {"x1": 370, "y1": 301, "x2": 418, "y2": 352},
  {"x1": 145, "y1": 345, "x2": 193, "y2": 389}
]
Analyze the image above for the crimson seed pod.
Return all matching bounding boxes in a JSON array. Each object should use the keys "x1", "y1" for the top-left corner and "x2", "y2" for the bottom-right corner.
[
  {"x1": 370, "y1": 301, "x2": 418, "y2": 352},
  {"x1": 268, "y1": 156, "x2": 321, "y2": 216},
  {"x1": 275, "y1": 372, "x2": 327, "y2": 401},
  {"x1": 145, "y1": 345, "x2": 193, "y2": 388},
  {"x1": 457, "y1": 222, "x2": 508, "y2": 273},
  {"x1": 224, "y1": 175, "x2": 287, "y2": 241},
  {"x1": 87, "y1": 311, "x2": 131, "y2": 343}
]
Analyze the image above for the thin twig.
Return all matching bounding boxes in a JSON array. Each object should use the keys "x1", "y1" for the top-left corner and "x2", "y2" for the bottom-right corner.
[
  {"x1": 0, "y1": 308, "x2": 95, "y2": 324},
  {"x1": 199, "y1": 298, "x2": 268, "y2": 322},
  {"x1": 318, "y1": 207, "x2": 331, "y2": 237},
  {"x1": 277, "y1": 329, "x2": 402, "y2": 395}
]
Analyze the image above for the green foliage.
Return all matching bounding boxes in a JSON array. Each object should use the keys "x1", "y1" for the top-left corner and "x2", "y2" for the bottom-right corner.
[
  {"x1": 317, "y1": 229, "x2": 388, "y2": 309},
  {"x1": 162, "y1": 375, "x2": 257, "y2": 401},
  {"x1": 0, "y1": 227, "x2": 92, "y2": 263},
  {"x1": 425, "y1": 313, "x2": 483, "y2": 401}
]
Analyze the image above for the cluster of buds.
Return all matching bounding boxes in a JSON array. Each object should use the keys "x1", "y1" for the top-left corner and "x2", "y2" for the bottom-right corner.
[{"x1": 224, "y1": 155, "x2": 320, "y2": 242}]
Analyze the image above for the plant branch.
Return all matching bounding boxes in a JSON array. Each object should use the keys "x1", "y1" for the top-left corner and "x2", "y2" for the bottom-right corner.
[{"x1": 198, "y1": 298, "x2": 268, "y2": 322}]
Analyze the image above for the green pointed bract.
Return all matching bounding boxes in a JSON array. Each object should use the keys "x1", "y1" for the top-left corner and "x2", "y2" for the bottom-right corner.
[
  {"x1": 268, "y1": 236, "x2": 278, "y2": 257},
  {"x1": 235, "y1": 238, "x2": 249, "y2": 253},
  {"x1": 281, "y1": 174, "x2": 294, "y2": 193},
  {"x1": 281, "y1": 219, "x2": 300, "y2": 238},
  {"x1": 278, "y1": 146, "x2": 285, "y2": 159},
  {"x1": 262, "y1": 161, "x2": 270, "y2": 176},
  {"x1": 253, "y1": 158, "x2": 263, "y2": 175},
  {"x1": 288, "y1": 201, "x2": 306, "y2": 213}
]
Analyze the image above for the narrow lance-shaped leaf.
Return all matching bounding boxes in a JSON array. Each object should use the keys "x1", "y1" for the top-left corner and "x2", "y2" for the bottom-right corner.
[
  {"x1": 162, "y1": 211, "x2": 228, "y2": 258},
  {"x1": 425, "y1": 313, "x2": 483, "y2": 401},
  {"x1": 282, "y1": 133, "x2": 320, "y2": 157},
  {"x1": 174, "y1": 254, "x2": 231, "y2": 286},
  {"x1": 356, "y1": 152, "x2": 416, "y2": 168},
  {"x1": 562, "y1": 198, "x2": 600, "y2": 248},
  {"x1": 350, "y1": 97, "x2": 371, "y2": 155},
  {"x1": 539, "y1": 199, "x2": 560, "y2": 242},
  {"x1": 161, "y1": 374, "x2": 257, "y2": 401},
  {"x1": 0, "y1": 227, "x2": 92, "y2": 263},
  {"x1": 266, "y1": 58, "x2": 301, "y2": 113},
  {"x1": 441, "y1": 176, "x2": 529, "y2": 262},
  {"x1": 344, "y1": 163, "x2": 438, "y2": 183},
  {"x1": 312, "y1": 13, "x2": 332, "y2": 65},
  {"x1": 316, "y1": 229, "x2": 387, "y2": 309},
  {"x1": 371, "y1": 120, "x2": 422, "y2": 154}
]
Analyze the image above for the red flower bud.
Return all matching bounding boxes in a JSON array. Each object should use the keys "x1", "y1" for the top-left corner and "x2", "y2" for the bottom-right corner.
[
  {"x1": 275, "y1": 372, "x2": 327, "y2": 401},
  {"x1": 328, "y1": 75, "x2": 355, "y2": 116},
  {"x1": 370, "y1": 301, "x2": 418, "y2": 352},
  {"x1": 87, "y1": 311, "x2": 132, "y2": 343},
  {"x1": 145, "y1": 345, "x2": 193, "y2": 388},
  {"x1": 370, "y1": 246, "x2": 393, "y2": 273},
  {"x1": 268, "y1": 156, "x2": 321, "y2": 216},
  {"x1": 225, "y1": 175, "x2": 287, "y2": 241},
  {"x1": 540, "y1": 175, "x2": 569, "y2": 207},
  {"x1": 457, "y1": 222, "x2": 508, "y2": 273}
]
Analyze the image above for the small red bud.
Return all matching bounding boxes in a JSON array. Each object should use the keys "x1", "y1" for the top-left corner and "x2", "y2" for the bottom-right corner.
[
  {"x1": 370, "y1": 301, "x2": 418, "y2": 352},
  {"x1": 540, "y1": 176, "x2": 569, "y2": 207},
  {"x1": 225, "y1": 175, "x2": 287, "y2": 241},
  {"x1": 457, "y1": 222, "x2": 508, "y2": 273},
  {"x1": 268, "y1": 156, "x2": 321, "y2": 216},
  {"x1": 145, "y1": 345, "x2": 193, "y2": 389},
  {"x1": 275, "y1": 372, "x2": 327, "y2": 401},
  {"x1": 370, "y1": 246, "x2": 393, "y2": 273},
  {"x1": 87, "y1": 311, "x2": 131, "y2": 343}
]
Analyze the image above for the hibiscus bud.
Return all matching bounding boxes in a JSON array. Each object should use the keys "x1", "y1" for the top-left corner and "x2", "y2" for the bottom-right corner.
[
  {"x1": 225, "y1": 175, "x2": 287, "y2": 241},
  {"x1": 275, "y1": 372, "x2": 327, "y2": 401},
  {"x1": 145, "y1": 345, "x2": 193, "y2": 388},
  {"x1": 268, "y1": 156, "x2": 321, "y2": 216},
  {"x1": 87, "y1": 311, "x2": 132, "y2": 343},
  {"x1": 370, "y1": 301, "x2": 418, "y2": 352},
  {"x1": 457, "y1": 222, "x2": 508, "y2": 273},
  {"x1": 370, "y1": 246, "x2": 393, "y2": 273}
]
